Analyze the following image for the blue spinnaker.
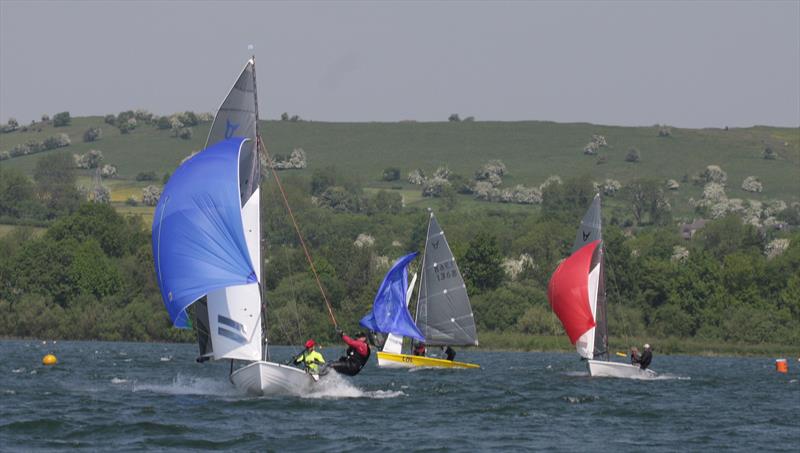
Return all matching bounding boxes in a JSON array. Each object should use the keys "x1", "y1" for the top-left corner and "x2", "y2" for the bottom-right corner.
[
  {"x1": 152, "y1": 137, "x2": 257, "y2": 328},
  {"x1": 360, "y1": 252, "x2": 424, "y2": 341}
]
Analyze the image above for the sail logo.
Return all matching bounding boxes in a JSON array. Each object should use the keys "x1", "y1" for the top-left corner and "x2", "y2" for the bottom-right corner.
[
  {"x1": 432, "y1": 240, "x2": 440, "y2": 249},
  {"x1": 224, "y1": 119, "x2": 240, "y2": 139},
  {"x1": 582, "y1": 230, "x2": 591, "y2": 241},
  {"x1": 217, "y1": 315, "x2": 247, "y2": 344}
]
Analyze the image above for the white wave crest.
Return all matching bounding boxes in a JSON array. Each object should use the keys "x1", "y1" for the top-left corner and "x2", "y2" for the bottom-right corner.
[
  {"x1": 302, "y1": 373, "x2": 405, "y2": 400},
  {"x1": 111, "y1": 377, "x2": 129, "y2": 384},
  {"x1": 133, "y1": 374, "x2": 241, "y2": 397}
]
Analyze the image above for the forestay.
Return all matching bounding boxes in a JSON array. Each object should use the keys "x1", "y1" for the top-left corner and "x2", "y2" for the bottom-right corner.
[{"x1": 415, "y1": 213, "x2": 478, "y2": 346}]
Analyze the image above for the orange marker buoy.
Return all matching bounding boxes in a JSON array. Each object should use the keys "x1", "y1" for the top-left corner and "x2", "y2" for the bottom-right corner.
[
  {"x1": 42, "y1": 354, "x2": 57, "y2": 366},
  {"x1": 775, "y1": 358, "x2": 788, "y2": 373}
]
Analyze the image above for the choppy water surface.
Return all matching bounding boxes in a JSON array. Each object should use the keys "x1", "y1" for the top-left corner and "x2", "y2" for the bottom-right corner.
[{"x1": 1, "y1": 340, "x2": 797, "y2": 451}]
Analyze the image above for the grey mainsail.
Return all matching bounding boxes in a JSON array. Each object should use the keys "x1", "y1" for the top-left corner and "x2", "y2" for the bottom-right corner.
[
  {"x1": 572, "y1": 193, "x2": 602, "y2": 253},
  {"x1": 415, "y1": 212, "x2": 478, "y2": 346},
  {"x1": 575, "y1": 194, "x2": 608, "y2": 360},
  {"x1": 205, "y1": 59, "x2": 259, "y2": 206}
]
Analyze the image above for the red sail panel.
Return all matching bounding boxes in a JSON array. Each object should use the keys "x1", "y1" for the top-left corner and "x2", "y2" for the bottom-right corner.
[{"x1": 547, "y1": 240, "x2": 601, "y2": 345}]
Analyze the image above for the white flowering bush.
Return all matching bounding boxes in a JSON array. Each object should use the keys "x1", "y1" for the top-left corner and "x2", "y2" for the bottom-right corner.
[
  {"x1": 502, "y1": 254, "x2": 534, "y2": 280},
  {"x1": 741, "y1": 176, "x2": 763, "y2": 193},
  {"x1": 421, "y1": 176, "x2": 450, "y2": 197},
  {"x1": 407, "y1": 169, "x2": 425, "y2": 185},
  {"x1": 671, "y1": 246, "x2": 689, "y2": 263},
  {"x1": 702, "y1": 165, "x2": 727, "y2": 184},
  {"x1": 100, "y1": 164, "x2": 117, "y2": 178},
  {"x1": 142, "y1": 185, "x2": 162, "y2": 206},
  {"x1": 353, "y1": 233, "x2": 375, "y2": 248},
  {"x1": 765, "y1": 239, "x2": 790, "y2": 260},
  {"x1": 539, "y1": 175, "x2": 562, "y2": 191},
  {"x1": 665, "y1": 179, "x2": 680, "y2": 190}
]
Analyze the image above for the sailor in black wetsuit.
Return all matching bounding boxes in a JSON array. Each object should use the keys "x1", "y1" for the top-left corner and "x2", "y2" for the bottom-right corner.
[
  {"x1": 325, "y1": 331, "x2": 370, "y2": 376},
  {"x1": 637, "y1": 344, "x2": 653, "y2": 370},
  {"x1": 443, "y1": 346, "x2": 456, "y2": 361}
]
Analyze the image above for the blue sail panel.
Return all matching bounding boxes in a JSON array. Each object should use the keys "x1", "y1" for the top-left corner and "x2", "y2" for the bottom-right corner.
[
  {"x1": 152, "y1": 137, "x2": 257, "y2": 328},
  {"x1": 360, "y1": 252, "x2": 424, "y2": 341}
]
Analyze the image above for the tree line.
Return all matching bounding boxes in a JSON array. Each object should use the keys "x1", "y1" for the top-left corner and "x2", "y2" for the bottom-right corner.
[{"x1": 0, "y1": 155, "x2": 797, "y2": 348}]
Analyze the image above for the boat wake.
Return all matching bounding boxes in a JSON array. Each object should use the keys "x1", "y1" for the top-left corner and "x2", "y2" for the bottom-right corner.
[
  {"x1": 133, "y1": 373, "x2": 241, "y2": 397},
  {"x1": 303, "y1": 373, "x2": 405, "y2": 400},
  {"x1": 651, "y1": 373, "x2": 691, "y2": 381}
]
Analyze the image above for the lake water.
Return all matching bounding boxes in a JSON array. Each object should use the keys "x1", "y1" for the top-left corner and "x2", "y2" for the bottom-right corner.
[{"x1": 1, "y1": 340, "x2": 797, "y2": 451}]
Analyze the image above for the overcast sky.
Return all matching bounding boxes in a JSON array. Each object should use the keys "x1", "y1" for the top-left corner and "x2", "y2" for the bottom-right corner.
[{"x1": 1, "y1": 0, "x2": 798, "y2": 127}]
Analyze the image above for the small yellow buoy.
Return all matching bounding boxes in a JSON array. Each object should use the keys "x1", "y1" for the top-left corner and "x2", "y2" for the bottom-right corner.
[{"x1": 42, "y1": 354, "x2": 58, "y2": 366}]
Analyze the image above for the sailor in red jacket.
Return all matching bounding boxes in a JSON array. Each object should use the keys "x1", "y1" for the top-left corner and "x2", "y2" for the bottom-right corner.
[{"x1": 326, "y1": 329, "x2": 371, "y2": 376}]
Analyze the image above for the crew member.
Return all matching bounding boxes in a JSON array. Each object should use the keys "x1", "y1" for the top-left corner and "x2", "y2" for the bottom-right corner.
[
  {"x1": 292, "y1": 339, "x2": 325, "y2": 375},
  {"x1": 413, "y1": 342, "x2": 426, "y2": 356},
  {"x1": 630, "y1": 346, "x2": 640, "y2": 365},
  {"x1": 327, "y1": 330, "x2": 371, "y2": 376},
  {"x1": 637, "y1": 344, "x2": 653, "y2": 370},
  {"x1": 443, "y1": 345, "x2": 456, "y2": 361}
]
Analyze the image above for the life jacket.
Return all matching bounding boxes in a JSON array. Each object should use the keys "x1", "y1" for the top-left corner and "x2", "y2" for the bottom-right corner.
[{"x1": 298, "y1": 349, "x2": 324, "y2": 374}]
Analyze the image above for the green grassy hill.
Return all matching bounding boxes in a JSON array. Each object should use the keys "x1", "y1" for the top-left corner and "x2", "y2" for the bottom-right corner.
[{"x1": 2, "y1": 116, "x2": 798, "y2": 218}]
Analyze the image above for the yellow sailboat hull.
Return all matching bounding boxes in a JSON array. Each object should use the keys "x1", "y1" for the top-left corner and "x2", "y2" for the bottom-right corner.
[{"x1": 376, "y1": 351, "x2": 480, "y2": 369}]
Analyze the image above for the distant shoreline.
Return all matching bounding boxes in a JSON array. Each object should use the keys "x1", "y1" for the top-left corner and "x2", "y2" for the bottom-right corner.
[{"x1": 4, "y1": 335, "x2": 796, "y2": 358}]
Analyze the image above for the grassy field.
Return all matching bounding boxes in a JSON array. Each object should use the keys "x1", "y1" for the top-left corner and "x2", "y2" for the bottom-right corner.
[{"x1": 2, "y1": 117, "x2": 798, "y2": 218}]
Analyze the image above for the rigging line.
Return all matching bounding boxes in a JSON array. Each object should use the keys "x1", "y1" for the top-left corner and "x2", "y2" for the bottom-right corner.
[
  {"x1": 605, "y1": 245, "x2": 632, "y2": 349},
  {"x1": 257, "y1": 136, "x2": 338, "y2": 328},
  {"x1": 281, "y1": 243, "x2": 305, "y2": 344}
]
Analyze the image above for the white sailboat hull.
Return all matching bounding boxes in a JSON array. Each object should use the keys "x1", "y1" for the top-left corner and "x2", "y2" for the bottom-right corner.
[
  {"x1": 587, "y1": 359, "x2": 657, "y2": 379},
  {"x1": 230, "y1": 361, "x2": 316, "y2": 396}
]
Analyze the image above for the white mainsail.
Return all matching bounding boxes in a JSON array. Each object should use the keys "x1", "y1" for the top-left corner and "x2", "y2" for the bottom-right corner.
[{"x1": 203, "y1": 59, "x2": 263, "y2": 362}]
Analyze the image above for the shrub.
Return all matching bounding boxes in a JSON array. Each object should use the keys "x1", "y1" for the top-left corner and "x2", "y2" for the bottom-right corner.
[
  {"x1": 625, "y1": 147, "x2": 641, "y2": 163},
  {"x1": 156, "y1": 116, "x2": 171, "y2": 130},
  {"x1": 53, "y1": 111, "x2": 71, "y2": 127},
  {"x1": 762, "y1": 146, "x2": 777, "y2": 160},
  {"x1": 741, "y1": 176, "x2": 763, "y2": 193},
  {"x1": 382, "y1": 167, "x2": 401, "y2": 182},
  {"x1": 100, "y1": 164, "x2": 117, "y2": 178},
  {"x1": 41, "y1": 113, "x2": 50, "y2": 122},
  {"x1": 125, "y1": 197, "x2": 138, "y2": 206},
  {"x1": 135, "y1": 171, "x2": 157, "y2": 181},
  {"x1": 658, "y1": 126, "x2": 672, "y2": 137},
  {"x1": 463, "y1": 116, "x2": 475, "y2": 122},
  {"x1": 42, "y1": 133, "x2": 71, "y2": 150},
  {"x1": 281, "y1": 112, "x2": 289, "y2": 121},
  {"x1": 104, "y1": 114, "x2": 116, "y2": 125},
  {"x1": 119, "y1": 118, "x2": 137, "y2": 134},
  {"x1": 83, "y1": 127, "x2": 102, "y2": 142},
  {"x1": 448, "y1": 113, "x2": 461, "y2": 122},
  {"x1": 702, "y1": 165, "x2": 727, "y2": 184},
  {"x1": 3, "y1": 118, "x2": 19, "y2": 133},
  {"x1": 142, "y1": 185, "x2": 161, "y2": 206},
  {"x1": 73, "y1": 150, "x2": 104, "y2": 169},
  {"x1": 178, "y1": 127, "x2": 193, "y2": 140}
]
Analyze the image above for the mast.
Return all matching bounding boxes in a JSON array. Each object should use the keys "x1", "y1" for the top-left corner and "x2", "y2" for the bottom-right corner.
[{"x1": 250, "y1": 55, "x2": 269, "y2": 362}]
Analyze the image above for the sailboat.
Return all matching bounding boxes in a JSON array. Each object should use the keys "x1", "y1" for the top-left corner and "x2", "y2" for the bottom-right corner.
[
  {"x1": 152, "y1": 58, "x2": 320, "y2": 396},
  {"x1": 367, "y1": 211, "x2": 480, "y2": 369},
  {"x1": 547, "y1": 194, "x2": 656, "y2": 378}
]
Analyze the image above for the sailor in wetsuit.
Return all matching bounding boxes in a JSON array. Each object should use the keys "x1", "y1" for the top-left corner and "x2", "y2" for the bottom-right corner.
[
  {"x1": 442, "y1": 346, "x2": 456, "y2": 361},
  {"x1": 325, "y1": 330, "x2": 371, "y2": 376},
  {"x1": 637, "y1": 344, "x2": 653, "y2": 370}
]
